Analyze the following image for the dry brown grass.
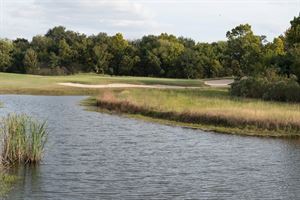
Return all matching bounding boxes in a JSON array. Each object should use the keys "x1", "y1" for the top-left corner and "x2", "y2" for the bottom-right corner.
[{"x1": 94, "y1": 89, "x2": 300, "y2": 137}]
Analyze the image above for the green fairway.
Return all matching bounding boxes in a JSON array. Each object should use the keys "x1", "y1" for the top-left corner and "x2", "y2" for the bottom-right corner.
[{"x1": 0, "y1": 73, "x2": 205, "y2": 95}]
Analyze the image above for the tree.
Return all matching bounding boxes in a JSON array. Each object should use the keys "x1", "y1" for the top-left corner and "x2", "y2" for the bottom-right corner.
[
  {"x1": 285, "y1": 15, "x2": 300, "y2": 48},
  {"x1": 31, "y1": 35, "x2": 51, "y2": 63},
  {"x1": 108, "y1": 33, "x2": 129, "y2": 75},
  {"x1": 49, "y1": 52, "x2": 60, "y2": 68},
  {"x1": 194, "y1": 43, "x2": 223, "y2": 78},
  {"x1": 271, "y1": 37, "x2": 285, "y2": 56},
  {"x1": 178, "y1": 37, "x2": 196, "y2": 48},
  {"x1": 136, "y1": 35, "x2": 162, "y2": 76},
  {"x1": 46, "y1": 26, "x2": 67, "y2": 43},
  {"x1": 0, "y1": 39, "x2": 14, "y2": 72},
  {"x1": 288, "y1": 44, "x2": 300, "y2": 82},
  {"x1": 211, "y1": 41, "x2": 228, "y2": 76},
  {"x1": 153, "y1": 34, "x2": 185, "y2": 77},
  {"x1": 142, "y1": 51, "x2": 162, "y2": 76},
  {"x1": 284, "y1": 15, "x2": 300, "y2": 81},
  {"x1": 119, "y1": 55, "x2": 140, "y2": 75},
  {"x1": 225, "y1": 24, "x2": 263, "y2": 77},
  {"x1": 262, "y1": 37, "x2": 286, "y2": 71},
  {"x1": 2, "y1": 17, "x2": 300, "y2": 78},
  {"x1": 23, "y1": 48, "x2": 38, "y2": 73},
  {"x1": 177, "y1": 48, "x2": 203, "y2": 79},
  {"x1": 58, "y1": 39, "x2": 73, "y2": 66},
  {"x1": 92, "y1": 44, "x2": 111, "y2": 74}
]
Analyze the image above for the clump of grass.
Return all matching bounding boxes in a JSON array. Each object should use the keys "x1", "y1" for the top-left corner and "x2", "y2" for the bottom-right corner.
[{"x1": 0, "y1": 114, "x2": 48, "y2": 165}]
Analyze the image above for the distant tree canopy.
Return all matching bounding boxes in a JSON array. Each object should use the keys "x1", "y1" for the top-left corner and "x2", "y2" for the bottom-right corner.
[
  {"x1": 0, "y1": 15, "x2": 300, "y2": 81},
  {"x1": 0, "y1": 39, "x2": 14, "y2": 71}
]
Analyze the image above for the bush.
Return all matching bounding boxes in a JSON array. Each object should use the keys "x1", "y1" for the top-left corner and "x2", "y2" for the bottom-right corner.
[
  {"x1": 230, "y1": 77, "x2": 268, "y2": 98},
  {"x1": 230, "y1": 76, "x2": 300, "y2": 102}
]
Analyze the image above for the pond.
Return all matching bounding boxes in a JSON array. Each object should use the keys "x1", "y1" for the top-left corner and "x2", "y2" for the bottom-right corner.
[{"x1": 0, "y1": 95, "x2": 300, "y2": 199}]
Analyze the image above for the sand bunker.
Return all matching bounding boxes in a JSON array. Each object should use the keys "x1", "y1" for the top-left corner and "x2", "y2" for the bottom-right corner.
[
  {"x1": 58, "y1": 79, "x2": 233, "y2": 89},
  {"x1": 57, "y1": 83, "x2": 196, "y2": 89},
  {"x1": 204, "y1": 79, "x2": 234, "y2": 87}
]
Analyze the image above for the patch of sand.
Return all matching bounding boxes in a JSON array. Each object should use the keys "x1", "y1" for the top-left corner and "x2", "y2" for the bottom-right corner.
[
  {"x1": 204, "y1": 79, "x2": 234, "y2": 87},
  {"x1": 57, "y1": 79, "x2": 233, "y2": 89},
  {"x1": 57, "y1": 83, "x2": 197, "y2": 89}
]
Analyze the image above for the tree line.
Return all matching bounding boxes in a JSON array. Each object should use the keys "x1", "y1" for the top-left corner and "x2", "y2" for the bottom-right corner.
[{"x1": 0, "y1": 15, "x2": 300, "y2": 81}]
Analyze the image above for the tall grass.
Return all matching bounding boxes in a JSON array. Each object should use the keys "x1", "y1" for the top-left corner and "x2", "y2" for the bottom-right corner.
[
  {"x1": 0, "y1": 114, "x2": 48, "y2": 165},
  {"x1": 93, "y1": 89, "x2": 300, "y2": 137}
]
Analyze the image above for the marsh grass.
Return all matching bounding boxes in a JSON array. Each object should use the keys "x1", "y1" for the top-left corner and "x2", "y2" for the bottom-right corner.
[
  {"x1": 0, "y1": 114, "x2": 48, "y2": 165},
  {"x1": 93, "y1": 89, "x2": 300, "y2": 137}
]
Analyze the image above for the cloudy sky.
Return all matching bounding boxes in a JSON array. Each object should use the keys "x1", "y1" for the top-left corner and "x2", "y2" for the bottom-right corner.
[{"x1": 0, "y1": 0, "x2": 299, "y2": 42}]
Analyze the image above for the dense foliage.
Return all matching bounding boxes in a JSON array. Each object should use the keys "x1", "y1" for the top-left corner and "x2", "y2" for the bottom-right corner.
[
  {"x1": 230, "y1": 15, "x2": 300, "y2": 102},
  {"x1": 230, "y1": 71, "x2": 300, "y2": 102},
  {"x1": 0, "y1": 16, "x2": 300, "y2": 81}
]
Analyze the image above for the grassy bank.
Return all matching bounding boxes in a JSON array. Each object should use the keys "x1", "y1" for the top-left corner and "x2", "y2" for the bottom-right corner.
[
  {"x1": 0, "y1": 72, "x2": 204, "y2": 95},
  {"x1": 89, "y1": 88, "x2": 300, "y2": 137}
]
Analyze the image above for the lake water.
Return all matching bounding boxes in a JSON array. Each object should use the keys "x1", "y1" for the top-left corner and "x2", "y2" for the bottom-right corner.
[{"x1": 0, "y1": 95, "x2": 300, "y2": 200}]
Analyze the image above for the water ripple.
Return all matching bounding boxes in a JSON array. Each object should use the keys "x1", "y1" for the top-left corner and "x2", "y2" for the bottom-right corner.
[{"x1": 0, "y1": 95, "x2": 299, "y2": 200}]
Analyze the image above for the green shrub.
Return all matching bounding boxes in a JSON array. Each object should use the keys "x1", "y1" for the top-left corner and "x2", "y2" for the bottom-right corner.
[
  {"x1": 230, "y1": 77, "x2": 268, "y2": 98},
  {"x1": 0, "y1": 114, "x2": 48, "y2": 165},
  {"x1": 230, "y1": 76, "x2": 300, "y2": 102}
]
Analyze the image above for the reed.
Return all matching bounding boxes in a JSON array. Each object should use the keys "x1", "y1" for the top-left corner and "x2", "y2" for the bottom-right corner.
[{"x1": 0, "y1": 114, "x2": 48, "y2": 165}]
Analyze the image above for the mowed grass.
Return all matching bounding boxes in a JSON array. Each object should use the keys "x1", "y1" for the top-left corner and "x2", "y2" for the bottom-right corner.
[
  {"x1": 0, "y1": 72, "x2": 204, "y2": 95},
  {"x1": 93, "y1": 88, "x2": 300, "y2": 137}
]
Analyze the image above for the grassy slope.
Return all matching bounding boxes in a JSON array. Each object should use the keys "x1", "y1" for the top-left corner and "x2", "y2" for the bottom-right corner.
[
  {"x1": 91, "y1": 88, "x2": 300, "y2": 137},
  {"x1": 0, "y1": 72, "x2": 204, "y2": 95}
]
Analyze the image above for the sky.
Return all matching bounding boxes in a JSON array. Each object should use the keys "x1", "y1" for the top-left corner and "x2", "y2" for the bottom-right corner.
[{"x1": 0, "y1": 0, "x2": 299, "y2": 42}]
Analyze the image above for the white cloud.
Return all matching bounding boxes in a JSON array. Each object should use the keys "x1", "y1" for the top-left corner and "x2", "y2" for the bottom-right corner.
[
  {"x1": 0, "y1": 0, "x2": 161, "y2": 39},
  {"x1": 0, "y1": 0, "x2": 299, "y2": 41}
]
